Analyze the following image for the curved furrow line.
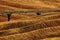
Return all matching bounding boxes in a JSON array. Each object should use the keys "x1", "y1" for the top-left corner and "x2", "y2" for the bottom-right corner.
[
  {"x1": 0, "y1": 18, "x2": 60, "y2": 36},
  {"x1": 42, "y1": 37, "x2": 60, "y2": 40},
  {"x1": 0, "y1": 4, "x2": 20, "y2": 11},
  {"x1": 0, "y1": 12, "x2": 60, "y2": 22},
  {"x1": 42, "y1": 14, "x2": 60, "y2": 20},
  {"x1": 41, "y1": 12, "x2": 60, "y2": 16},
  {"x1": 0, "y1": 26, "x2": 60, "y2": 40},
  {"x1": 33, "y1": 13, "x2": 60, "y2": 21},
  {"x1": 0, "y1": 0, "x2": 60, "y2": 40},
  {"x1": 0, "y1": 19, "x2": 41, "y2": 30},
  {"x1": 0, "y1": 14, "x2": 33, "y2": 22},
  {"x1": 0, "y1": 13, "x2": 60, "y2": 30},
  {"x1": 1, "y1": 14, "x2": 32, "y2": 19},
  {"x1": 0, "y1": 1, "x2": 41, "y2": 9},
  {"x1": 0, "y1": 0, "x2": 58, "y2": 10},
  {"x1": 40, "y1": 0, "x2": 60, "y2": 3},
  {"x1": 42, "y1": 13, "x2": 60, "y2": 17}
]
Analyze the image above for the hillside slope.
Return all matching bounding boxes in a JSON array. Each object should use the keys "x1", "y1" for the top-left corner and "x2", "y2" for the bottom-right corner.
[{"x1": 0, "y1": 0, "x2": 60, "y2": 40}]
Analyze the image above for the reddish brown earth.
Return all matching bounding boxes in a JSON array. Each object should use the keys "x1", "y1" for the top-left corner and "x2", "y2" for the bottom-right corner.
[{"x1": 0, "y1": 0, "x2": 60, "y2": 40}]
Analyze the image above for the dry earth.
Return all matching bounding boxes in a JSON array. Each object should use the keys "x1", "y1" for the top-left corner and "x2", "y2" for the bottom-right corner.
[{"x1": 0, "y1": 0, "x2": 60, "y2": 40}]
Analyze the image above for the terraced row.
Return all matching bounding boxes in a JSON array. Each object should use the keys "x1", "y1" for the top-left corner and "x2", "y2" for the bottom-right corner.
[
  {"x1": 0, "y1": 12, "x2": 60, "y2": 30},
  {"x1": 0, "y1": 12, "x2": 60, "y2": 39},
  {"x1": 0, "y1": 19, "x2": 60, "y2": 37},
  {"x1": 0, "y1": 26, "x2": 60, "y2": 40}
]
